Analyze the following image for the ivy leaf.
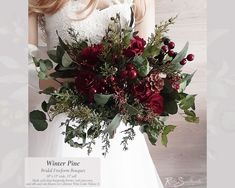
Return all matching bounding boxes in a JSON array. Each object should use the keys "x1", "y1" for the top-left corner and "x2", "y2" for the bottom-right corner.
[
  {"x1": 62, "y1": 52, "x2": 73, "y2": 67},
  {"x1": 29, "y1": 110, "x2": 48, "y2": 131},
  {"x1": 65, "y1": 125, "x2": 75, "y2": 143},
  {"x1": 94, "y1": 94, "x2": 112, "y2": 106},
  {"x1": 185, "y1": 115, "x2": 199, "y2": 123},
  {"x1": 103, "y1": 114, "x2": 122, "y2": 136},
  {"x1": 179, "y1": 94, "x2": 196, "y2": 110},
  {"x1": 184, "y1": 109, "x2": 199, "y2": 123},
  {"x1": 161, "y1": 125, "x2": 176, "y2": 147},
  {"x1": 179, "y1": 71, "x2": 196, "y2": 92},
  {"x1": 125, "y1": 104, "x2": 139, "y2": 115}
]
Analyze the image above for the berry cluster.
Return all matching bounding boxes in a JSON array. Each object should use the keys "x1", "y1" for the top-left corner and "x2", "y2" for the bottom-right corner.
[{"x1": 161, "y1": 37, "x2": 195, "y2": 65}]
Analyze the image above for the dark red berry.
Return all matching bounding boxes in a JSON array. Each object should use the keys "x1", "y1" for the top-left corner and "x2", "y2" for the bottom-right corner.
[
  {"x1": 163, "y1": 37, "x2": 170, "y2": 45},
  {"x1": 161, "y1": 45, "x2": 168, "y2": 52},
  {"x1": 89, "y1": 87, "x2": 97, "y2": 95},
  {"x1": 168, "y1": 41, "x2": 175, "y2": 49},
  {"x1": 108, "y1": 76, "x2": 116, "y2": 83},
  {"x1": 187, "y1": 54, "x2": 195, "y2": 61},
  {"x1": 168, "y1": 50, "x2": 175, "y2": 57},
  {"x1": 120, "y1": 70, "x2": 128, "y2": 78},
  {"x1": 180, "y1": 58, "x2": 187, "y2": 65},
  {"x1": 126, "y1": 63, "x2": 135, "y2": 70},
  {"x1": 101, "y1": 86, "x2": 106, "y2": 92},
  {"x1": 128, "y1": 69, "x2": 138, "y2": 79},
  {"x1": 100, "y1": 78, "x2": 107, "y2": 85}
]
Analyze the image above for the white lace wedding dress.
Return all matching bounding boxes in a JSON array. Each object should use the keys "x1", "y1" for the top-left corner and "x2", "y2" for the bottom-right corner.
[{"x1": 28, "y1": 1, "x2": 164, "y2": 187}]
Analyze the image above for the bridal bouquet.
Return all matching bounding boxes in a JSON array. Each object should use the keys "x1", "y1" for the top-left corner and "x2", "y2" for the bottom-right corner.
[{"x1": 30, "y1": 15, "x2": 199, "y2": 155}]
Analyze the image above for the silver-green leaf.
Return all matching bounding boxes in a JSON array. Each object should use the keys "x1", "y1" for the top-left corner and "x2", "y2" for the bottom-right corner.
[{"x1": 62, "y1": 52, "x2": 73, "y2": 67}]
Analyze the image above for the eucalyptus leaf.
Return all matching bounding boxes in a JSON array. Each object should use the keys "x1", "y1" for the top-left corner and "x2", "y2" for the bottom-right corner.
[
  {"x1": 39, "y1": 60, "x2": 47, "y2": 72},
  {"x1": 41, "y1": 101, "x2": 48, "y2": 112},
  {"x1": 103, "y1": 114, "x2": 122, "y2": 136},
  {"x1": 125, "y1": 104, "x2": 139, "y2": 115},
  {"x1": 50, "y1": 70, "x2": 78, "y2": 78},
  {"x1": 62, "y1": 52, "x2": 73, "y2": 67},
  {"x1": 39, "y1": 87, "x2": 56, "y2": 95},
  {"x1": 32, "y1": 57, "x2": 40, "y2": 67},
  {"x1": 171, "y1": 42, "x2": 189, "y2": 70},
  {"x1": 139, "y1": 58, "x2": 150, "y2": 77},
  {"x1": 44, "y1": 60, "x2": 53, "y2": 70},
  {"x1": 47, "y1": 50, "x2": 58, "y2": 63},
  {"x1": 57, "y1": 31, "x2": 68, "y2": 50},
  {"x1": 38, "y1": 71, "x2": 47, "y2": 80},
  {"x1": 29, "y1": 110, "x2": 48, "y2": 131},
  {"x1": 94, "y1": 94, "x2": 112, "y2": 106}
]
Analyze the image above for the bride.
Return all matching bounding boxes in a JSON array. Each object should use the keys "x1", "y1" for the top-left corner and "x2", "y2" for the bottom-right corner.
[{"x1": 28, "y1": 0, "x2": 164, "y2": 187}]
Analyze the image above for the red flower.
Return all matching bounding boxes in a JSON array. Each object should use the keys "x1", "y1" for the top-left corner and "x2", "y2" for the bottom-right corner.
[
  {"x1": 80, "y1": 44, "x2": 103, "y2": 69},
  {"x1": 124, "y1": 36, "x2": 146, "y2": 58},
  {"x1": 133, "y1": 81, "x2": 164, "y2": 115},
  {"x1": 133, "y1": 82, "x2": 153, "y2": 102},
  {"x1": 75, "y1": 71, "x2": 99, "y2": 101},
  {"x1": 145, "y1": 93, "x2": 164, "y2": 115}
]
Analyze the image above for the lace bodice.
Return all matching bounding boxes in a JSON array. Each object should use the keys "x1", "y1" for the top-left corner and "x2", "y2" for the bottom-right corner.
[{"x1": 44, "y1": 0, "x2": 134, "y2": 49}]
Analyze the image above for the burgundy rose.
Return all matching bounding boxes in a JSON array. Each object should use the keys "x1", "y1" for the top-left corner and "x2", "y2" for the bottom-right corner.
[
  {"x1": 133, "y1": 82, "x2": 153, "y2": 102},
  {"x1": 80, "y1": 44, "x2": 103, "y2": 69},
  {"x1": 123, "y1": 36, "x2": 146, "y2": 58},
  {"x1": 75, "y1": 71, "x2": 99, "y2": 101},
  {"x1": 145, "y1": 93, "x2": 164, "y2": 115}
]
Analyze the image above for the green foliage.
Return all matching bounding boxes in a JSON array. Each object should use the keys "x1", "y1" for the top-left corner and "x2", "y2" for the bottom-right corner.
[
  {"x1": 104, "y1": 114, "x2": 122, "y2": 136},
  {"x1": 171, "y1": 42, "x2": 189, "y2": 70},
  {"x1": 29, "y1": 110, "x2": 48, "y2": 131},
  {"x1": 133, "y1": 56, "x2": 150, "y2": 77},
  {"x1": 179, "y1": 71, "x2": 196, "y2": 92},
  {"x1": 144, "y1": 119, "x2": 162, "y2": 145},
  {"x1": 125, "y1": 103, "x2": 139, "y2": 116},
  {"x1": 29, "y1": 14, "x2": 199, "y2": 155},
  {"x1": 62, "y1": 51, "x2": 73, "y2": 67},
  {"x1": 94, "y1": 94, "x2": 113, "y2": 106},
  {"x1": 161, "y1": 125, "x2": 176, "y2": 147}
]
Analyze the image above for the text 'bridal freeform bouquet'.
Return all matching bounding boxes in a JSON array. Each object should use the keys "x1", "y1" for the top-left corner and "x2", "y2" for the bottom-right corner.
[{"x1": 30, "y1": 15, "x2": 199, "y2": 155}]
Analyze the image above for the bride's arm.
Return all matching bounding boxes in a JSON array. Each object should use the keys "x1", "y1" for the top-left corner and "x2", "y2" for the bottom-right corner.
[
  {"x1": 135, "y1": 0, "x2": 155, "y2": 40},
  {"x1": 29, "y1": 13, "x2": 38, "y2": 46}
]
